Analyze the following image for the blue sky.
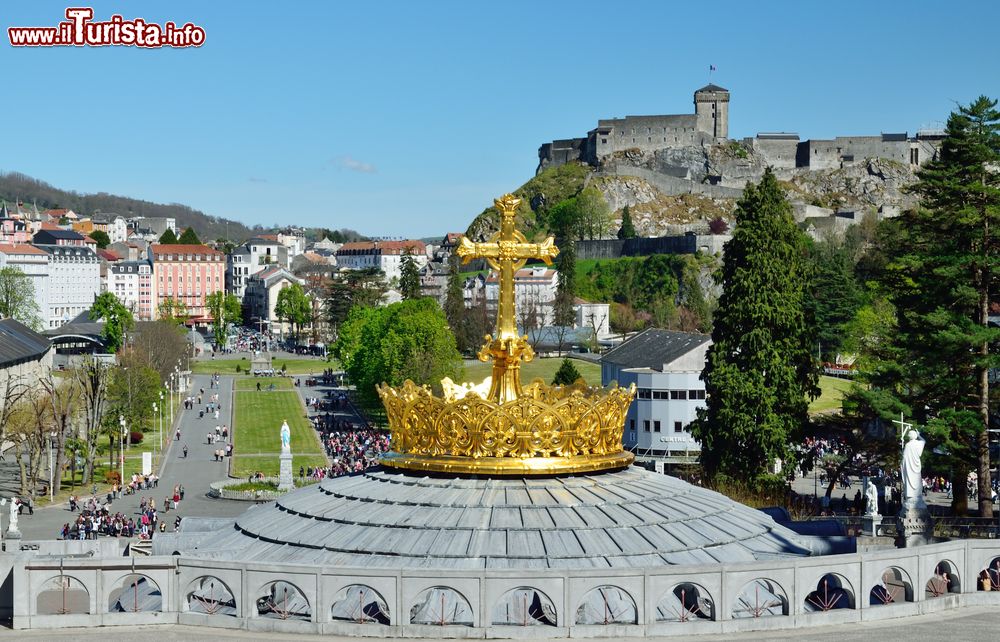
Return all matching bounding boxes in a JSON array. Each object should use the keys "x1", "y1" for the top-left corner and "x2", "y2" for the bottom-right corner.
[{"x1": 2, "y1": 1, "x2": 998, "y2": 237}]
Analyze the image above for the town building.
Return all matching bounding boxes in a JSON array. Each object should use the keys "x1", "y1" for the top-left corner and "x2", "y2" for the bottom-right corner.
[
  {"x1": 108, "y1": 260, "x2": 156, "y2": 321},
  {"x1": 601, "y1": 328, "x2": 710, "y2": 458},
  {"x1": 485, "y1": 266, "x2": 558, "y2": 326},
  {"x1": 32, "y1": 228, "x2": 88, "y2": 247},
  {"x1": 0, "y1": 244, "x2": 49, "y2": 328},
  {"x1": 243, "y1": 266, "x2": 304, "y2": 337},
  {"x1": 226, "y1": 237, "x2": 289, "y2": 300},
  {"x1": 148, "y1": 244, "x2": 225, "y2": 321},
  {"x1": 335, "y1": 240, "x2": 428, "y2": 282},
  {"x1": 0, "y1": 216, "x2": 30, "y2": 243},
  {"x1": 35, "y1": 244, "x2": 101, "y2": 329},
  {"x1": 418, "y1": 262, "x2": 450, "y2": 304}
]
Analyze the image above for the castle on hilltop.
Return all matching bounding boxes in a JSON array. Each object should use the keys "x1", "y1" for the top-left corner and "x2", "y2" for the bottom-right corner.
[{"x1": 537, "y1": 84, "x2": 944, "y2": 177}]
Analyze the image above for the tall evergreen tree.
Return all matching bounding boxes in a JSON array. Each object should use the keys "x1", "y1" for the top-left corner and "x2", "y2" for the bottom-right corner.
[
  {"x1": 177, "y1": 227, "x2": 201, "y2": 245},
  {"x1": 443, "y1": 252, "x2": 467, "y2": 349},
  {"x1": 553, "y1": 238, "x2": 577, "y2": 328},
  {"x1": 617, "y1": 205, "x2": 637, "y2": 239},
  {"x1": 691, "y1": 169, "x2": 818, "y2": 482},
  {"x1": 399, "y1": 251, "x2": 421, "y2": 300},
  {"x1": 158, "y1": 228, "x2": 178, "y2": 244},
  {"x1": 881, "y1": 96, "x2": 1000, "y2": 516}
]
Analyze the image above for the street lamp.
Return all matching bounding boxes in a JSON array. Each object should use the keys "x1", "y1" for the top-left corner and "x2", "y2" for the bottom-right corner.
[
  {"x1": 48, "y1": 433, "x2": 56, "y2": 504},
  {"x1": 118, "y1": 414, "x2": 126, "y2": 486},
  {"x1": 152, "y1": 402, "x2": 158, "y2": 462},
  {"x1": 159, "y1": 391, "x2": 165, "y2": 453}
]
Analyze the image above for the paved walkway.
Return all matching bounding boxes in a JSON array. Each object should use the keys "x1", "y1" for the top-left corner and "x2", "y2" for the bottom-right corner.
[{"x1": 18, "y1": 374, "x2": 247, "y2": 540}]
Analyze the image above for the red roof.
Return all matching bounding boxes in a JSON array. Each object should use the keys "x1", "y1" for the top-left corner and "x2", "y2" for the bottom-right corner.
[
  {"x1": 0, "y1": 243, "x2": 47, "y2": 256},
  {"x1": 97, "y1": 249, "x2": 121, "y2": 261},
  {"x1": 151, "y1": 244, "x2": 224, "y2": 259},
  {"x1": 40, "y1": 221, "x2": 62, "y2": 231},
  {"x1": 258, "y1": 234, "x2": 279, "y2": 241},
  {"x1": 336, "y1": 240, "x2": 426, "y2": 255}
]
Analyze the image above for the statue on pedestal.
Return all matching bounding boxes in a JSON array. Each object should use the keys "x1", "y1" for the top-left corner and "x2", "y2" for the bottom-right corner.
[
  {"x1": 865, "y1": 478, "x2": 879, "y2": 518},
  {"x1": 280, "y1": 420, "x2": 291, "y2": 452}
]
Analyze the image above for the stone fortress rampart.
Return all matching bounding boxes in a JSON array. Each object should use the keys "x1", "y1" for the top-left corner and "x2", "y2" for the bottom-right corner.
[{"x1": 538, "y1": 85, "x2": 945, "y2": 178}]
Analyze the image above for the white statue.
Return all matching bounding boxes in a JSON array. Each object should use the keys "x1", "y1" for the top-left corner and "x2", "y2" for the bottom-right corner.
[
  {"x1": 901, "y1": 429, "x2": 926, "y2": 507},
  {"x1": 8, "y1": 498, "x2": 18, "y2": 533},
  {"x1": 865, "y1": 478, "x2": 879, "y2": 517},
  {"x1": 280, "y1": 420, "x2": 291, "y2": 452}
]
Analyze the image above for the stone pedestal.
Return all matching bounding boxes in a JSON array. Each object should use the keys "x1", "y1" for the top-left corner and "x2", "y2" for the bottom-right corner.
[
  {"x1": 277, "y1": 450, "x2": 294, "y2": 491},
  {"x1": 896, "y1": 501, "x2": 934, "y2": 547},
  {"x1": 862, "y1": 514, "x2": 880, "y2": 537}
]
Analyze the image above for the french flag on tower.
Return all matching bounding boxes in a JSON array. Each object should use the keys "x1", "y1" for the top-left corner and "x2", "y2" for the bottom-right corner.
[{"x1": 709, "y1": 64, "x2": 717, "y2": 72}]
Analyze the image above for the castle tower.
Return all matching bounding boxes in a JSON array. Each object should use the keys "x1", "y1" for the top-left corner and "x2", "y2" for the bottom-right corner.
[{"x1": 694, "y1": 84, "x2": 730, "y2": 139}]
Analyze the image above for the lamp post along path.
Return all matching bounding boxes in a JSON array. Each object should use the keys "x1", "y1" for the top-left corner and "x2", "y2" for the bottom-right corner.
[{"x1": 455, "y1": 194, "x2": 558, "y2": 403}]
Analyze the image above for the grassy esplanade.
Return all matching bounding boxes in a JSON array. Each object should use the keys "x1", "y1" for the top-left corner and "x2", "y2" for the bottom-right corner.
[
  {"x1": 191, "y1": 358, "x2": 332, "y2": 375},
  {"x1": 232, "y1": 389, "x2": 327, "y2": 477},
  {"x1": 233, "y1": 377, "x2": 294, "y2": 391},
  {"x1": 463, "y1": 357, "x2": 601, "y2": 386}
]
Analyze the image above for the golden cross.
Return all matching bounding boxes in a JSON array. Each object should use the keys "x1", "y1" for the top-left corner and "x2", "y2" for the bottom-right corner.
[{"x1": 456, "y1": 194, "x2": 558, "y2": 402}]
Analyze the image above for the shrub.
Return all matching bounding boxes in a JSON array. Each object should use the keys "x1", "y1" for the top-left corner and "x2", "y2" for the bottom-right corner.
[
  {"x1": 552, "y1": 358, "x2": 582, "y2": 385},
  {"x1": 104, "y1": 470, "x2": 121, "y2": 485},
  {"x1": 708, "y1": 217, "x2": 729, "y2": 234},
  {"x1": 129, "y1": 431, "x2": 144, "y2": 444},
  {"x1": 236, "y1": 363, "x2": 242, "y2": 373}
]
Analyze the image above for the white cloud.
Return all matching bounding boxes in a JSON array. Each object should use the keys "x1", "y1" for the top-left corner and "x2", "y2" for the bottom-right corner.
[{"x1": 336, "y1": 155, "x2": 377, "y2": 174}]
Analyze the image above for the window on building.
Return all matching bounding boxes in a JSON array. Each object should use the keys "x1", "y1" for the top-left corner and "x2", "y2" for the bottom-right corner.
[
  {"x1": 689, "y1": 390, "x2": 706, "y2": 400},
  {"x1": 653, "y1": 421, "x2": 661, "y2": 433},
  {"x1": 643, "y1": 420, "x2": 650, "y2": 433},
  {"x1": 601, "y1": 138, "x2": 607, "y2": 144},
  {"x1": 670, "y1": 390, "x2": 688, "y2": 400},
  {"x1": 629, "y1": 419, "x2": 635, "y2": 431},
  {"x1": 637, "y1": 388, "x2": 651, "y2": 400},
  {"x1": 652, "y1": 391, "x2": 668, "y2": 400},
  {"x1": 674, "y1": 421, "x2": 683, "y2": 433}
]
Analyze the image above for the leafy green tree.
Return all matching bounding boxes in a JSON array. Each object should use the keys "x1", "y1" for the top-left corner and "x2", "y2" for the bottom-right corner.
[
  {"x1": 91, "y1": 291, "x2": 134, "y2": 353},
  {"x1": 157, "y1": 297, "x2": 187, "y2": 325},
  {"x1": 177, "y1": 227, "x2": 201, "y2": 245},
  {"x1": 551, "y1": 358, "x2": 582, "y2": 385},
  {"x1": 108, "y1": 347, "x2": 161, "y2": 447},
  {"x1": 399, "y1": 251, "x2": 422, "y2": 300},
  {"x1": 274, "y1": 283, "x2": 311, "y2": 340},
  {"x1": 553, "y1": 239, "x2": 577, "y2": 326},
  {"x1": 548, "y1": 197, "x2": 581, "y2": 239},
  {"x1": 89, "y1": 230, "x2": 111, "y2": 248},
  {"x1": 334, "y1": 298, "x2": 463, "y2": 406},
  {"x1": 690, "y1": 169, "x2": 818, "y2": 482},
  {"x1": 0, "y1": 266, "x2": 42, "y2": 330},
  {"x1": 877, "y1": 96, "x2": 1000, "y2": 516},
  {"x1": 158, "y1": 228, "x2": 178, "y2": 244},
  {"x1": 807, "y1": 239, "x2": 868, "y2": 361},
  {"x1": 617, "y1": 205, "x2": 637, "y2": 239},
  {"x1": 443, "y1": 253, "x2": 468, "y2": 350},
  {"x1": 205, "y1": 291, "x2": 242, "y2": 348}
]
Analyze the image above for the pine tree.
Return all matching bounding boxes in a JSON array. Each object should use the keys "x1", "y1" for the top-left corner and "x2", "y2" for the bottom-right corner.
[
  {"x1": 158, "y1": 228, "x2": 178, "y2": 244},
  {"x1": 399, "y1": 251, "x2": 421, "y2": 300},
  {"x1": 690, "y1": 169, "x2": 818, "y2": 482},
  {"x1": 882, "y1": 96, "x2": 1000, "y2": 516},
  {"x1": 443, "y1": 253, "x2": 467, "y2": 349},
  {"x1": 553, "y1": 239, "x2": 577, "y2": 326},
  {"x1": 617, "y1": 205, "x2": 637, "y2": 239},
  {"x1": 552, "y1": 358, "x2": 582, "y2": 385},
  {"x1": 177, "y1": 227, "x2": 201, "y2": 245}
]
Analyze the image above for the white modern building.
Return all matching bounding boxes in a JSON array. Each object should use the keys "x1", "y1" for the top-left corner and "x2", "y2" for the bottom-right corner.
[
  {"x1": 0, "y1": 244, "x2": 49, "y2": 328},
  {"x1": 35, "y1": 245, "x2": 101, "y2": 329},
  {"x1": 244, "y1": 266, "x2": 304, "y2": 336},
  {"x1": 485, "y1": 266, "x2": 558, "y2": 325},
  {"x1": 227, "y1": 237, "x2": 289, "y2": 299},
  {"x1": 601, "y1": 328, "x2": 711, "y2": 457},
  {"x1": 108, "y1": 260, "x2": 156, "y2": 321},
  {"x1": 335, "y1": 240, "x2": 428, "y2": 282}
]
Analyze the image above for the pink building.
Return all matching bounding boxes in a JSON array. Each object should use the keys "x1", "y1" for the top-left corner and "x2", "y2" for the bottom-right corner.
[{"x1": 149, "y1": 244, "x2": 225, "y2": 321}]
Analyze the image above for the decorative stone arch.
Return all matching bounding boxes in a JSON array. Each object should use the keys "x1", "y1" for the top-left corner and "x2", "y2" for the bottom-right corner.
[
  {"x1": 36, "y1": 574, "x2": 90, "y2": 615},
  {"x1": 255, "y1": 579, "x2": 312, "y2": 621},
  {"x1": 656, "y1": 581, "x2": 715, "y2": 622},
  {"x1": 409, "y1": 586, "x2": 474, "y2": 626},
  {"x1": 870, "y1": 566, "x2": 913, "y2": 605},
  {"x1": 732, "y1": 578, "x2": 787, "y2": 619},
  {"x1": 803, "y1": 573, "x2": 854, "y2": 612},
  {"x1": 574, "y1": 584, "x2": 637, "y2": 625},
  {"x1": 186, "y1": 575, "x2": 237, "y2": 616},
  {"x1": 926, "y1": 559, "x2": 961, "y2": 598},
  {"x1": 978, "y1": 556, "x2": 1000, "y2": 591},
  {"x1": 107, "y1": 573, "x2": 162, "y2": 613},
  {"x1": 330, "y1": 584, "x2": 390, "y2": 625},
  {"x1": 491, "y1": 586, "x2": 557, "y2": 626}
]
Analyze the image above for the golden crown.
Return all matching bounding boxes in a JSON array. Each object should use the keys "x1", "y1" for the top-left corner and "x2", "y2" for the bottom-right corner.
[{"x1": 377, "y1": 378, "x2": 636, "y2": 475}]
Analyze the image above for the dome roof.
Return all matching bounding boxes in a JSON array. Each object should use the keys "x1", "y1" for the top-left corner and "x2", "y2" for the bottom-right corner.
[{"x1": 174, "y1": 466, "x2": 813, "y2": 569}]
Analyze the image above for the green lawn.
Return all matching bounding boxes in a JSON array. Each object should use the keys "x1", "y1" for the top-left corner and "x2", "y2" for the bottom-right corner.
[
  {"x1": 233, "y1": 377, "x2": 294, "y2": 390},
  {"x1": 191, "y1": 357, "x2": 334, "y2": 375},
  {"x1": 809, "y1": 375, "x2": 855, "y2": 414},
  {"x1": 462, "y1": 357, "x2": 602, "y2": 387},
  {"x1": 231, "y1": 389, "x2": 326, "y2": 477}
]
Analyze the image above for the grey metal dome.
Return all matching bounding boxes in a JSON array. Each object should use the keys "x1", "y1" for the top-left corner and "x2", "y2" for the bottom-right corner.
[{"x1": 171, "y1": 466, "x2": 815, "y2": 569}]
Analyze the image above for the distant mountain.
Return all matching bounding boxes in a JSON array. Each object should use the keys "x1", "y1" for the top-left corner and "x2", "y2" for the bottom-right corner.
[{"x1": 0, "y1": 171, "x2": 254, "y2": 242}]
